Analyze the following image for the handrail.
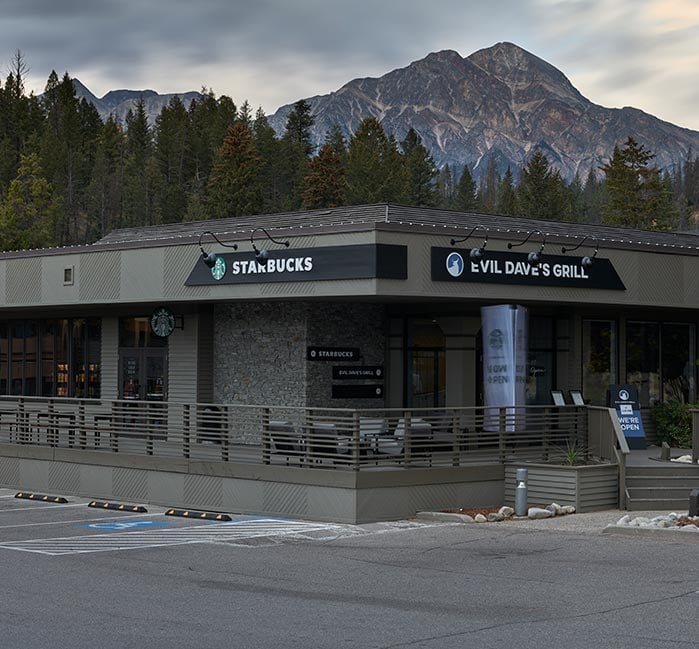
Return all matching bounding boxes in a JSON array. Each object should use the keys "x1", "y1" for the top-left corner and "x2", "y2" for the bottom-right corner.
[
  {"x1": 586, "y1": 405, "x2": 628, "y2": 508},
  {"x1": 0, "y1": 396, "x2": 589, "y2": 472}
]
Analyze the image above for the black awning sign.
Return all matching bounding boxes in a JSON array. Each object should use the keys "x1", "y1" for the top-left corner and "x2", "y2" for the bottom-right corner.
[{"x1": 432, "y1": 248, "x2": 626, "y2": 290}]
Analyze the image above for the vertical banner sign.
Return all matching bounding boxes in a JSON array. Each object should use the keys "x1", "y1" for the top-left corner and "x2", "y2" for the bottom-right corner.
[
  {"x1": 481, "y1": 305, "x2": 528, "y2": 432},
  {"x1": 608, "y1": 384, "x2": 647, "y2": 449}
]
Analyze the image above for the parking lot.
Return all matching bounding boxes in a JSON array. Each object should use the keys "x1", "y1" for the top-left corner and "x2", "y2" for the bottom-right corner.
[{"x1": 4, "y1": 487, "x2": 699, "y2": 649}]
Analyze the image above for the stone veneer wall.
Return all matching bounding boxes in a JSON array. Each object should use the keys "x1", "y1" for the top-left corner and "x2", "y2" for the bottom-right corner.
[
  {"x1": 213, "y1": 302, "x2": 308, "y2": 406},
  {"x1": 213, "y1": 301, "x2": 387, "y2": 409},
  {"x1": 306, "y1": 302, "x2": 386, "y2": 409}
]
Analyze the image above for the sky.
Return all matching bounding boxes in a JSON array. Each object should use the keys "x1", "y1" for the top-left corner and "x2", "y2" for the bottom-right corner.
[{"x1": 3, "y1": 0, "x2": 699, "y2": 129}]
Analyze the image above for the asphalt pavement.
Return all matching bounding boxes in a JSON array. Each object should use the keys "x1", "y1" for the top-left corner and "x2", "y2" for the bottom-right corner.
[{"x1": 3, "y1": 487, "x2": 699, "y2": 649}]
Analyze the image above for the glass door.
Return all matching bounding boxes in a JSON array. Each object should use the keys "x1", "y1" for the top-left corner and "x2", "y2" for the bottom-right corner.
[{"x1": 119, "y1": 349, "x2": 167, "y2": 401}]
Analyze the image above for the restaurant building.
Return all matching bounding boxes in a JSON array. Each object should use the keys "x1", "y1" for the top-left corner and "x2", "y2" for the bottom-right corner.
[
  {"x1": 1, "y1": 203, "x2": 698, "y2": 521},
  {"x1": 1, "y1": 203, "x2": 696, "y2": 422}
]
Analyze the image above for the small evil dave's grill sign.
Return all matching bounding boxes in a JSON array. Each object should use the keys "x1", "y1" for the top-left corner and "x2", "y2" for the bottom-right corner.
[
  {"x1": 185, "y1": 244, "x2": 407, "y2": 285},
  {"x1": 431, "y1": 248, "x2": 625, "y2": 290}
]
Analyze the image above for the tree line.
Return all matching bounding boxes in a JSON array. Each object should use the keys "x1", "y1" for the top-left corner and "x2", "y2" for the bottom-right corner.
[{"x1": 0, "y1": 53, "x2": 697, "y2": 251}]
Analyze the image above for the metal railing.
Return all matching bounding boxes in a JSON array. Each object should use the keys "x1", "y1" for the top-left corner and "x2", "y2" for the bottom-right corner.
[{"x1": 0, "y1": 396, "x2": 591, "y2": 471}]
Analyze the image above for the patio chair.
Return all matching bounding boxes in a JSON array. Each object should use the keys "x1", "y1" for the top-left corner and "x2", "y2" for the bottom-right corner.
[{"x1": 269, "y1": 420, "x2": 304, "y2": 465}]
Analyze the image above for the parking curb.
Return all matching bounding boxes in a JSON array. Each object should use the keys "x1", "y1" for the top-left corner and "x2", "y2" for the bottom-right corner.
[
  {"x1": 415, "y1": 511, "x2": 475, "y2": 523},
  {"x1": 602, "y1": 524, "x2": 699, "y2": 539}
]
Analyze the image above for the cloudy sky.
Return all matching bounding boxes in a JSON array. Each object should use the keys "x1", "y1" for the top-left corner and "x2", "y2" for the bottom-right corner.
[{"x1": 3, "y1": 0, "x2": 699, "y2": 129}]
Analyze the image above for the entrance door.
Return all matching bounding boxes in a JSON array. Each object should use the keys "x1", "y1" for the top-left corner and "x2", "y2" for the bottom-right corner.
[{"x1": 119, "y1": 349, "x2": 167, "y2": 401}]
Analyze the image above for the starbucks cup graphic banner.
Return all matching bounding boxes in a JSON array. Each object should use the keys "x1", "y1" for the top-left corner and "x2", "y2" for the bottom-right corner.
[{"x1": 481, "y1": 305, "x2": 528, "y2": 431}]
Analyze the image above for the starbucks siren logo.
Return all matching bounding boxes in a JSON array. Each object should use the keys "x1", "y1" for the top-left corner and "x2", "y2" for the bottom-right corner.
[{"x1": 488, "y1": 328, "x2": 504, "y2": 350}]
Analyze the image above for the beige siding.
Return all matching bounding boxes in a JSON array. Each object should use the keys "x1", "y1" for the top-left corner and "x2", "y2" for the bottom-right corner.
[
  {"x1": 168, "y1": 313, "x2": 199, "y2": 403},
  {"x1": 101, "y1": 316, "x2": 119, "y2": 399}
]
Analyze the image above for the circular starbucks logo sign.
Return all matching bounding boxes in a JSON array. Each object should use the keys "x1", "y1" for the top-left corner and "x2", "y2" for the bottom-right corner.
[
  {"x1": 211, "y1": 256, "x2": 227, "y2": 280},
  {"x1": 150, "y1": 307, "x2": 175, "y2": 338},
  {"x1": 488, "y1": 328, "x2": 504, "y2": 350},
  {"x1": 446, "y1": 252, "x2": 464, "y2": 277},
  {"x1": 619, "y1": 389, "x2": 630, "y2": 401}
]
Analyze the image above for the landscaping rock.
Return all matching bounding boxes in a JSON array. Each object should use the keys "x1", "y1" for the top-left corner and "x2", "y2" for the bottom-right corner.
[
  {"x1": 474, "y1": 514, "x2": 487, "y2": 523},
  {"x1": 498, "y1": 506, "x2": 514, "y2": 518},
  {"x1": 528, "y1": 507, "x2": 554, "y2": 519},
  {"x1": 487, "y1": 512, "x2": 505, "y2": 522},
  {"x1": 559, "y1": 505, "x2": 576, "y2": 515}
]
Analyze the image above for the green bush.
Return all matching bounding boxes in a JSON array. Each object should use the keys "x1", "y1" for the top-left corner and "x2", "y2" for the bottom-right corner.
[{"x1": 651, "y1": 401, "x2": 694, "y2": 448}]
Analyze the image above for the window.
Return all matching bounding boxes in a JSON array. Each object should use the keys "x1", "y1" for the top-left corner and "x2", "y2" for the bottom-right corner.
[
  {"x1": 582, "y1": 320, "x2": 617, "y2": 406},
  {"x1": 0, "y1": 318, "x2": 101, "y2": 398},
  {"x1": 626, "y1": 321, "x2": 695, "y2": 406}
]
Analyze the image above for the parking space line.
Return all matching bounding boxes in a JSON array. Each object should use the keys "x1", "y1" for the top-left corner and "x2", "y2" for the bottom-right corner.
[
  {"x1": 0, "y1": 518, "x2": 353, "y2": 556},
  {"x1": 0, "y1": 512, "x2": 162, "y2": 530}
]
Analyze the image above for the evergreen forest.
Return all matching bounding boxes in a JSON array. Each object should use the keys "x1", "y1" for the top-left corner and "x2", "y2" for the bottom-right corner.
[{"x1": 1, "y1": 55, "x2": 698, "y2": 251}]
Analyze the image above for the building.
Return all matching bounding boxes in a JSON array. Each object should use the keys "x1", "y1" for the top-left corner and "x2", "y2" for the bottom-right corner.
[{"x1": 0, "y1": 204, "x2": 696, "y2": 520}]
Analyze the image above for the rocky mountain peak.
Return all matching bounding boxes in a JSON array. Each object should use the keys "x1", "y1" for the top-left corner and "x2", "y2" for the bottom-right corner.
[{"x1": 268, "y1": 43, "x2": 699, "y2": 182}]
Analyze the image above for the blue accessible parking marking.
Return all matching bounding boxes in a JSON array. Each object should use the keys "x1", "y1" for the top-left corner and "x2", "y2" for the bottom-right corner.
[{"x1": 83, "y1": 520, "x2": 172, "y2": 531}]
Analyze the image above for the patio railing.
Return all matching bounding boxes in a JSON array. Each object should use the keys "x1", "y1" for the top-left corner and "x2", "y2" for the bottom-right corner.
[{"x1": 0, "y1": 396, "x2": 591, "y2": 471}]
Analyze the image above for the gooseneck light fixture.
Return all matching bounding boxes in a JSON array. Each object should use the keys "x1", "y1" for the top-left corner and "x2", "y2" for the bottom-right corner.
[
  {"x1": 507, "y1": 230, "x2": 546, "y2": 267},
  {"x1": 250, "y1": 227, "x2": 290, "y2": 266},
  {"x1": 561, "y1": 236, "x2": 599, "y2": 268},
  {"x1": 450, "y1": 225, "x2": 489, "y2": 260},
  {"x1": 198, "y1": 231, "x2": 238, "y2": 268}
]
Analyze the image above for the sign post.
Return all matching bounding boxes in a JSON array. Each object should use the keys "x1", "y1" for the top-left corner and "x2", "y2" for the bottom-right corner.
[{"x1": 608, "y1": 384, "x2": 646, "y2": 449}]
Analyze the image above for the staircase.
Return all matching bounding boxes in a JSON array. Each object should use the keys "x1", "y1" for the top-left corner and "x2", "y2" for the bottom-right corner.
[{"x1": 625, "y1": 464, "x2": 699, "y2": 511}]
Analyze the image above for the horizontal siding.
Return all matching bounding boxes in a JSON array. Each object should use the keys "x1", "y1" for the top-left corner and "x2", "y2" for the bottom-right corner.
[
  {"x1": 504, "y1": 464, "x2": 618, "y2": 512},
  {"x1": 168, "y1": 315, "x2": 198, "y2": 403}
]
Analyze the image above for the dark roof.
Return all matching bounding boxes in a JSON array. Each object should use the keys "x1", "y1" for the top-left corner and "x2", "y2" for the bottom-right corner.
[{"x1": 94, "y1": 204, "x2": 699, "y2": 254}]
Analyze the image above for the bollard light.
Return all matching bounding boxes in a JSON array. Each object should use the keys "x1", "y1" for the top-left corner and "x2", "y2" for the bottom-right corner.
[{"x1": 515, "y1": 467, "x2": 528, "y2": 516}]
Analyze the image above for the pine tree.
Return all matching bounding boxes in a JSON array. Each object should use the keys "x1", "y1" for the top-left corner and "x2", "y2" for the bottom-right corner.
[
  {"x1": 207, "y1": 121, "x2": 262, "y2": 218},
  {"x1": 324, "y1": 124, "x2": 347, "y2": 165},
  {"x1": 121, "y1": 99, "x2": 157, "y2": 227},
  {"x1": 253, "y1": 107, "x2": 281, "y2": 211},
  {"x1": 516, "y1": 150, "x2": 568, "y2": 219},
  {"x1": 401, "y1": 128, "x2": 436, "y2": 206},
  {"x1": 454, "y1": 165, "x2": 479, "y2": 211},
  {"x1": 277, "y1": 100, "x2": 315, "y2": 210},
  {"x1": 346, "y1": 118, "x2": 405, "y2": 204},
  {"x1": 154, "y1": 95, "x2": 189, "y2": 223},
  {"x1": 477, "y1": 154, "x2": 499, "y2": 213},
  {"x1": 496, "y1": 167, "x2": 517, "y2": 215},
  {"x1": 435, "y1": 164, "x2": 455, "y2": 209},
  {"x1": 600, "y1": 136, "x2": 678, "y2": 230},
  {"x1": 0, "y1": 152, "x2": 59, "y2": 249},
  {"x1": 302, "y1": 144, "x2": 346, "y2": 209}
]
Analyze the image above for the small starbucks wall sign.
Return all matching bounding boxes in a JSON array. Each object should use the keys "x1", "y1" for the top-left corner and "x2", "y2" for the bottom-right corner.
[{"x1": 150, "y1": 306, "x2": 175, "y2": 337}]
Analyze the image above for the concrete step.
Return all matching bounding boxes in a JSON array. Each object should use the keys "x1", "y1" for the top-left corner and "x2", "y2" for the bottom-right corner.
[
  {"x1": 626, "y1": 476, "x2": 699, "y2": 488},
  {"x1": 626, "y1": 497, "x2": 690, "y2": 512},
  {"x1": 626, "y1": 465, "x2": 699, "y2": 477},
  {"x1": 628, "y1": 486, "x2": 697, "y2": 500}
]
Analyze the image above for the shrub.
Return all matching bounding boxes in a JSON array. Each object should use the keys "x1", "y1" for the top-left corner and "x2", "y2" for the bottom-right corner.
[{"x1": 651, "y1": 401, "x2": 694, "y2": 448}]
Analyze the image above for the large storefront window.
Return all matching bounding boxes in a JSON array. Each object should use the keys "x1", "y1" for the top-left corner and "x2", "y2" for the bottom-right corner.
[
  {"x1": 582, "y1": 320, "x2": 617, "y2": 406},
  {"x1": 527, "y1": 317, "x2": 554, "y2": 405},
  {"x1": 0, "y1": 318, "x2": 100, "y2": 398},
  {"x1": 626, "y1": 321, "x2": 695, "y2": 406}
]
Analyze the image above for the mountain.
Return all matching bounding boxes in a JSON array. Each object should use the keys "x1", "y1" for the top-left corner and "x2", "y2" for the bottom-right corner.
[
  {"x1": 268, "y1": 43, "x2": 699, "y2": 181},
  {"x1": 71, "y1": 79, "x2": 201, "y2": 124}
]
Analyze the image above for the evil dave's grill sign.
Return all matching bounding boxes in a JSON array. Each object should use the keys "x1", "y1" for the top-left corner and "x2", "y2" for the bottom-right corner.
[
  {"x1": 431, "y1": 248, "x2": 625, "y2": 290},
  {"x1": 185, "y1": 244, "x2": 407, "y2": 285}
]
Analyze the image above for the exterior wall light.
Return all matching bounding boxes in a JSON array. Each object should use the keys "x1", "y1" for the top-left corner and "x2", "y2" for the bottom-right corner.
[
  {"x1": 561, "y1": 236, "x2": 599, "y2": 268},
  {"x1": 450, "y1": 225, "x2": 488, "y2": 259},
  {"x1": 508, "y1": 230, "x2": 546, "y2": 267},
  {"x1": 250, "y1": 227, "x2": 290, "y2": 266},
  {"x1": 198, "y1": 231, "x2": 238, "y2": 268}
]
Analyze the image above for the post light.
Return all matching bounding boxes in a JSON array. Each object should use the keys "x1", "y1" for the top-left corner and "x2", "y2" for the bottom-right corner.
[
  {"x1": 450, "y1": 225, "x2": 488, "y2": 260},
  {"x1": 507, "y1": 230, "x2": 546, "y2": 267},
  {"x1": 561, "y1": 236, "x2": 599, "y2": 268},
  {"x1": 198, "y1": 231, "x2": 238, "y2": 268},
  {"x1": 250, "y1": 227, "x2": 290, "y2": 266}
]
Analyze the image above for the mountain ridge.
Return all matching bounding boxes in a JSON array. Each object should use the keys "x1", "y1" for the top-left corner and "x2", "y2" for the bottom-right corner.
[{"x1": 268, "y1": 42, "x2": 699, "y2": 181}]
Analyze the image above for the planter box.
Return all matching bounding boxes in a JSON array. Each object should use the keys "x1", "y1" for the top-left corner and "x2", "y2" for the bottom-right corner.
[{"x1": 504, "y1": 462, "x2": 619, "y2": 512}]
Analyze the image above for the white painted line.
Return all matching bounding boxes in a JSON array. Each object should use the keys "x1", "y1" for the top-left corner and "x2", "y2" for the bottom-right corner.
[
  {"x1": 0, "y1": 512, "x2": 161, "y2": 530},
  {"x1": 0, "y1": 503, "x2": 87, "y2": 513}
]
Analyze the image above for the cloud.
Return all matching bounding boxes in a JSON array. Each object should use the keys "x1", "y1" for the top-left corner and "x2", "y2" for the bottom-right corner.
[{"x1": 0, "y1": 0, "x2": 696, "y2": 129}]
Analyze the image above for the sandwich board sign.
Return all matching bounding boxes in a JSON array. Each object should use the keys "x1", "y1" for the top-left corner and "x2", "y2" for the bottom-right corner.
[{"x1": 608, "y1": 384, "x2": 646, "y2": 449}]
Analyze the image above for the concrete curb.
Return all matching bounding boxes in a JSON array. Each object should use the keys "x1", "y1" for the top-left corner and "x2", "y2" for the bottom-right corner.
[
  {"x1": 602, "y1": 524, "x2": 699, "y2": 539},
  {"x1": 415, "y1": 511, "x2": 476, "y2": 523}
]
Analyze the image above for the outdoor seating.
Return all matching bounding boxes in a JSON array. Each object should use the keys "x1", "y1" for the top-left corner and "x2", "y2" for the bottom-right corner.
[
  {"x1": 376, "y1": 417, "x2": 432, "y2": 458},
  {"x1": 269, "y1": 420, "x2": 304, "y2": 465}
]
